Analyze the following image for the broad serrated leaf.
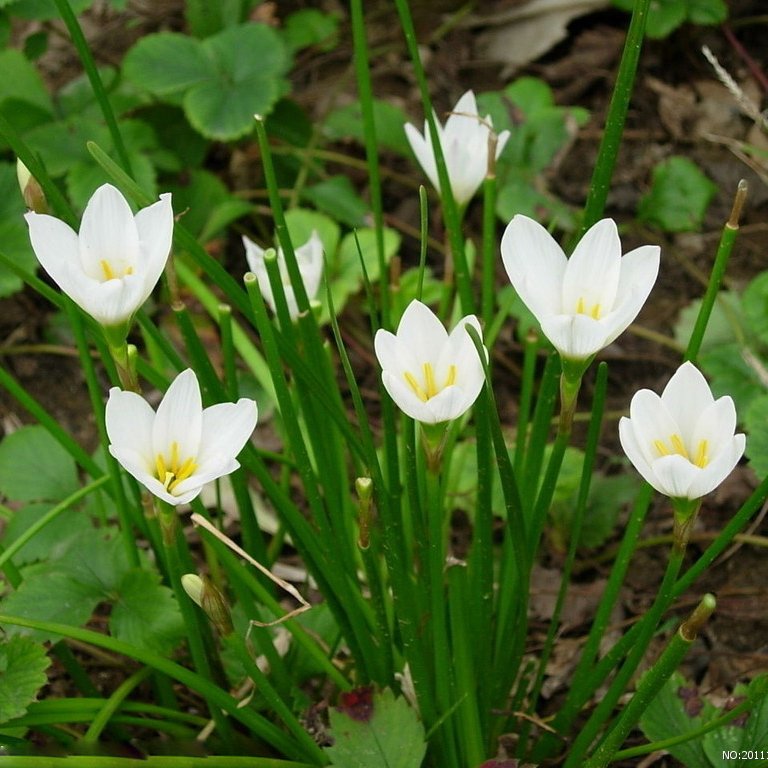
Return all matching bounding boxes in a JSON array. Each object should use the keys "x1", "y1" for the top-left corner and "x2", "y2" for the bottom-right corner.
[
  {"x1": 639, "y1": 671, "x2": 714, "y2": 767},
  {"x1": 0, "y1": 562, "x2": 102, "y2": 643},
  {"x1": 323, "y1": 98, "x2": 411, "y2": 156},
  {"x1": 0, "y1": 636, "x2": 50, "y2": 724},
  {"x1": 123, "y1": 32, "x2": 211, "y2": 96},
  {"x1": 184, "y1": 24, "x2": 289, "y2": 141},
  {"x1": 638, "y1": 156, "x2": 717, "y2": 232},
  {"x1": 283, "y1": 208, "x2": 341, "y2": 258},
  {"x1": 110, "y1": 569, "x2": 184, "y2": 655},
  {"x1": 324, "y1": 688, "x2": 426, "y2": 768},
  {"x1": 699, "y1": 343, "x2": 765, "y2": 415},
  {"x1": 281, "y1": 8, "x2": 339, "y2": 53},
  {"x1": 673, "y1": 291, "x2": 742, "y2": 353},
  {"x1": 2, "y1": 502, "x2": 86, "y2": 565},
  {"x1": 0, "y1": 425, "x2": 78, "y2": 502}
]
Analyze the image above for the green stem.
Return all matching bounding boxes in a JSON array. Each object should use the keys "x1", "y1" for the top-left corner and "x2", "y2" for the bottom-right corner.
[
  {"x1": 584, "y1": 594, "x2": 716, "y2": 768},
  {"x1": 563, "y1": 546, "x2": 686, "y2": 767},
  {"x1": 393, "y1": 0, "x2": 474, "y2": 314},
  {"x1": 684, "y1": 180, "x2": 747, "y2": 363},
  {"x1": 481, "y1": 169, "x2": 497, "y2": 327},
  {"x1": 580, "y1": 0, "x2": 652, "y2": 232},
  {"x1": 82, "y1": 666, "x2": 152, "y2": 743}
]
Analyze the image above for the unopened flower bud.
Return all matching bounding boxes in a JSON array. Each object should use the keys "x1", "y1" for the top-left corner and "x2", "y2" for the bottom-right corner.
[
  {"x1": 181, "y1": 573, "x2": 233, "y2": 636},
  {"x1": 16, "y1": 159, "x2": 47, "y2": 214},
  {"x1": 355, "y1": 476, "x2": 374, "y2": 550}
]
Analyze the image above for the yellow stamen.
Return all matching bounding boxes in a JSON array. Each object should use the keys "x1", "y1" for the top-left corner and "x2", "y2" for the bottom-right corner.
[
  {"x1": 155, "y1": 440, "x2": 198, "y2": 493},
  {"x1": 694, "y1": 440, "x2": 709, "y2": 468},
  {"x1": 576, "y1": 296, "x2": 601, "y2": 319},
  {"x1": 444, "y1": 365, "x2": 457, "y2": 388},
  {"x1": 423, "y1": 363, "x2": 437, "y2": 399},
  {"x1": 654, "y1": 433, "x2": 709, "y2": 468},
  {"x1": 404, "y1": 371, "x2": 429, "y2": 402},
  {"x1": 100, "y1": 260, "x2": 116, "y2": 281}
]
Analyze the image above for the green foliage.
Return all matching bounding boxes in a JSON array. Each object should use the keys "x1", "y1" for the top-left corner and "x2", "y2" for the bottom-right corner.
[
  {"x1": 0, "y1": 636, "x2": 50, "y2": 724},
  {"x1": 0, "y1": 162, "x2": 39, "y2": 297},
  {"x1": 613, "y1": 0, "x2": 728, "y2": 38},
  {"x1": 123, "y1": 23, "x2": 290, "y2": 141},
  {"x1": 639, "y1": 156, "x2": 717, "y2": 232},
  {"x1": 0, "y1": 426, "x2": 78, "y2": 502},
  {"x1": 282, "y1": 8, "x2": 340, "y2": 53},
  {"x1": 325, "y1": 688, "x2": 426, "y2": 768},
  {"x1": 478, "y1": 77, "x2": 589, "y2": 229},
  {"x1": 640, "y1": 672, "x2": 768, "y2": 767},
  {"x1": 323, "y1": 98, "x2": 413, "y2": 155}
]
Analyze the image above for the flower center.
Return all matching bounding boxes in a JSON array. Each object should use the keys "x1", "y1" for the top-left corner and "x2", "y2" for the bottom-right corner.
[
  {"x1": 403, "y1": 362, "x2": 457, "y2": 402},
  {"x1": 653, "y1": 433, "x2": 709, "y2": 468},
  {"x1": 155, "y1": 440, "x2": 198, "y2": 493},
  {"x1": 576, "y1": 296, "x2": 601, "y2": 319},
  {"x1": 100, "y1": 259, "x2": 134, "y2": 282}
]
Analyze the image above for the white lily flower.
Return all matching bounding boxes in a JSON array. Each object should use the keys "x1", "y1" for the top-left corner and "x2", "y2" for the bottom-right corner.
[
  {"x1": 106, "y1": 369, "x2": 258, "y2": 506},
  {"x1": 25, "y1": 183, "x2": 173, "y2": 329},
  {"x1": 374, "y1": 300, "x2": 486, "y2": 424},
  {"x1": 404, "y1": 90, "x2": 510, "y2": 206},
  {"x1": 619, "y1": 362, "x2": 745, "y2": 500},
  {"x1": 243, "y1": 231, "x2": 323, "y2": 319},
  {"x1": 501, "y1": 215, "x2": 660, "y2": 361}
]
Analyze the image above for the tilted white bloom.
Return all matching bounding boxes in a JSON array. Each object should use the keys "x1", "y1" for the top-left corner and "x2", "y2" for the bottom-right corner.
[
  {"x1": 374, "y1": 300, "x2": 486, "y2": 424},
  {"x1": 243, "y1": 231, "x2": 323, "y2": 319},
  {"x1": 25, "y1": 183, "x2": 173, "y2": 328},
  {"x1": 404, "y1": 90, "x2": 510, "y2": 206},
  {"x1": 619, "y1": 362, "x2": 745, "y2": 500},
  {"x1": 106, "y1": 369, "x2": 258, "y2": 506},
  {"x1": 501, "y1": 215, "x2": 660, "y2": 360}
]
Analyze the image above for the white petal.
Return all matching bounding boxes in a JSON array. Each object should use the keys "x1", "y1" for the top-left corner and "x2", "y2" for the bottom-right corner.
[
  {"x1": 374, "y1": 329, "x2": 407, "y2": 374},
  {"x1": 660, "y1": 362, "x2": 714, "y2": 440},
  {"x1": 651, "y1": 455, "x2": 700, "y2": 498},
  {"x1": 562, "y1": 219, "x2": 621, "y2": 314},
  {"x1": 619, "y1": 416, "x2": 662, "y2": 491},
  {"x1": 495, "y1": 130, "x2": 511, "y2": 158},
  {"x1": 686, "y1": 434, "x2": 745, "y2": 499},
  {"x1": 440, "y1": 315, "x2": 486, "y2": 384},
  {"x1": 424, "y1": 385, "x2": 473, "y2": 423},
  {"x1": 691, "y1": 396, "x2": 738, "y2": 461},
  {"x1": 81, "y1": 276, "x2": 146, "y2": 326},
  {"x1": 134, "y1": 192, "x2": 173, "y2": 294},
  {"x1": 105, "y1": 388, "x2": 155, "y2": 459},
  {"x1": 611, "y1": 245, "x2": 660, "y2": 309},
  {"x1": 173, "y1": 458, "x2": 239, "y2": 498},
  {"x1": 396, "y1": 301, "x2": 448, "y2": 367},
  {"x1": 296, "y1": 231, "x2": 324, "y2": 301},
  {"x1": 381, "y1": 371, "x2": 432, "y2": 422},
  {"x1": 195, "y1": 399, "x2": 258, "y2": 471},
  {"x1": 78, "y1": 184, "x2": 140, "y2": 279},
  {"x1": 152, "y1": 369, "x2": 203, "y2": 461},
  {"x1": 25, "y1": 212, "x2": 85, "y2": 298},
  {"x1": 243, "y1": 235, "x2": 267, "y2": 274},
  {"x1": 501, "y1": 215, "x2": 567, "y2": 321},
  {"x1": 540, "y1": 314, "x2": 608, "y2": 359},
  {"x1": 626, "y1": 388, "x2": 681, "y2": 468},
  {"x1": 405, "y1": 121, "x2": 439, "y2": 192},
  {"x1": 109, "y1": 445, "x2": 160, "y2": 492}
]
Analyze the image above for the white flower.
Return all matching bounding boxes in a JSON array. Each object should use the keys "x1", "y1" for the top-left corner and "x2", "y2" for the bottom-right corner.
[
  {"x1": 243, "y1": 231, "x2": 323, "y2": 319},
  {"x1": 106, "y1": 369, "x2": 258, "y2": 506},
  {"x1": 374, "y1": 300, "x2": 486, "y2": 424},
  {"x1": 25, "y1": 183, "x2": 173, "y2": 328},
  {"x1": 501, "y1": 215, "x2": 660, "y2": 360},
  {"x1": 404, "y1": 90, "x2": 510, "y2": 206},
  {"x1": 619, "y1": 362, "x2": 745, "y2": 500}
]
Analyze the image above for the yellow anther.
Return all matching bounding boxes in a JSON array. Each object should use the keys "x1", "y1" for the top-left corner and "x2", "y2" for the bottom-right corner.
[
  {"x1": 155, "y1": 441, "x2": 198, "y2": 493},
  {"x1": 576, "y1": 296, "x2": 601, "y2": 319},
  {"x1": 576, "y1": 297, "x2": 585, "y2": 314},
  {"x1": 670, "y1": 434, "x2": 689, "y2": 459},
  {"x1": 156, "y1": 454, "x2": 167, "y2": 480},
  {"x1": 590, "y1": 303, "x2": 601, "y2": 320},
  {"x1": 694, "y1": 440, "x2": 709, "y2": 468},
  {"x1": 423, "y1": 363, "x2": 437, "y2": 399},
  {"x1": 100, "y1": 260, "x2": 116, "y2": 281},
  {"x1": 404, "y1": 371, "x2": 429, "y2": 402},
  {"x1": 444, "y1": 365, "x2": 457, "y2": 388},
  {"x1": 653, "y1": 439, "x2": 670, "y2": 457},
  {"x1": 162, "y1": 471, "x2": 175, "y2": 490}
]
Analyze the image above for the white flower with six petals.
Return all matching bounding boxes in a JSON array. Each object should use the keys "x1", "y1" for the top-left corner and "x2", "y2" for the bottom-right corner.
[
  {"x1": 404, "y1": 90, "x2": 510, "y2": 206},
  {"x1": 25, "y1": 183, "x2": 173, "y2": 328},
  {"x1": 501, "y1": 215, "x2": 660, "y2": 360},
  {"x1": 619, "y1": 362, "x2": 745, "y2": 500},
  {"x1": 106, "y1": 368, "x2": 258, "y2": 506},
  {"x1": 374, "y1": 300, "x2": 486, "y2": 424}
]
